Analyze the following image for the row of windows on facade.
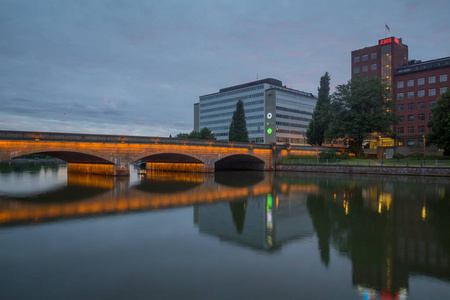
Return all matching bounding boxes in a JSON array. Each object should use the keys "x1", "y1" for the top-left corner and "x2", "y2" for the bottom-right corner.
[
  {"x1": 398, "y1": 101, "x2": 436, "y2": 111},
  {"x1": 397, "y1": 126, "x2": 426, "y2": 134},
  {"x1": 354, "y1": 64, "x2": 377, "y2": 74},
  {"x1": 398, "y1": 113, "x2": 433, "y2": 123},
  {"x1": 200, "y1": 99, "x2": 264, "y2": 114},
  {"x1": 397, "y1": 75, "x2": 448, "y2": 88},
  {"x1": 200, "y1": 92, "x2": 264, "y2": 108},
  {"x1": 397, "y1": 87, "x2": 447, "y2": 100},
  {"x1": 200, "y1": 85, "x2": 265, "y2": 101},
  {"x1": 354, "y1": 52, "x2": 377, "y2": 63}
]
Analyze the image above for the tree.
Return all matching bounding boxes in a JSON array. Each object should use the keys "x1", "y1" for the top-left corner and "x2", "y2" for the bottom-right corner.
[
  {"x1": 176, "y1": 127, "x2": 216, "y2": 140},
  {"x1": 228, "y1": 100, "x2": 249, "y2": 142},
  {"x1": 427, "y1": 90, "x2": 450, "y2": 156},
  {"x1": 326, "y1": 76, "x2": 395, "y2": 157},
  {"x1": 306, "y1": 72, "x2": 331, "y2": 146}
]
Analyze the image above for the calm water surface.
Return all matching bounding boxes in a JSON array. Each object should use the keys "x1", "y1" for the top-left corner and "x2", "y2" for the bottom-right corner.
[{"x1": 0, "y1": 162, "x2": 449, "y2": 300}]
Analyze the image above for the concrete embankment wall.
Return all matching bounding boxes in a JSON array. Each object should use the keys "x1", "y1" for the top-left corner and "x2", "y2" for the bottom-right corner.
[{"x1": 276, "y1": 164, "x2": 450, "y2": 177}]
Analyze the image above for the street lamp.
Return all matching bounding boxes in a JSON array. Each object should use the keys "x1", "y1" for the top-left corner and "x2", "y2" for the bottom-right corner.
[{"x1": 423, "y1": 135, "x2": 426, "y2": 161}]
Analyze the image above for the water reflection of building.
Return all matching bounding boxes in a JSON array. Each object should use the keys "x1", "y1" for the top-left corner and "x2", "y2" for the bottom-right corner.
[
  {"x1": 296, "y1": 172, "x2": 450, "y2": 300},
  {"x1": 194, "y1": 192, "x2": 314, "y2": 252}
]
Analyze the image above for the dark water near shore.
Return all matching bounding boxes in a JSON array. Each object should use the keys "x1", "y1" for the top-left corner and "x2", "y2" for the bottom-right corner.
[{"x1": 0, "y1": 162, "x2": 449, "y2": 300}]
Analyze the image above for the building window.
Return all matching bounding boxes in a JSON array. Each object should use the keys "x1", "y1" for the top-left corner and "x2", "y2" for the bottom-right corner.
[
  {"x1": 418, "y1": 114, "x2": 425, "y2": 121},
  {"x1": 407, "y1": 80, "x2": 414, "y2": 87},
  {"x1": 429, "y1": 101, "x2": 436, "y2": 108},
  {"x1": 407, "y1": 103, "x2": 414, "y2": 110},
  {"x1": 398, "y1": 127, "x2": 404, "y2": 134},
  {"x1": 354, "y1": 67, "x2": 360, "y2": 74},
  {"x1": 362, "y1": 54, "x2": 368, "y2": 61},
  {"x1": 371, "y1": 52, "x2": 377, "y2": 60},
  {"x1": 407, "y1": 140, "x2": 415, "y2": 146},
  {"x1": 407, "y1": 91, "x2": 414, "y2": 99},
  {"x1": 418, "y1": 126, "x2": 425, "y2": 133},
  {"x1": 397, "y1": 93, "x2": 404, "y2": 100},
  {"x1": 399, "y1": 115, "x2": 404, "y2": 123},
  {"x1": 418, "y1": 90, "x2": 425, "y2": 97},
  {"x1": 440, "y1": 74, "x2": 448, "y2": 82},
  {"x1": 440, "y1": 87, "x2": 448, "y2": 94},
  {"x1": 407, "y1": 127, "x2": 415, "y2": 134},
  {"x1": 429, "y1": 76, "x2": 436, "y2": 84},
  {"x1": 371, "y1": 64, "x2": 377, "y2": 71},
  {"x1": 354, "y1": 56, "x2": 360, "y2": 63},
  {"x1": 429, "y1": 113, "x2": 433, "y2": 120},
  {"x1": 398, "y1": 104, "x2": 404, "y2": 111},
  {"x1": 408, "y1": 115, "x2": 415, "y2": 122},
  {"x1": 397, "y1": 81, "x2": 404, "y2": 88},
  {"x1": 429, "y1": 88, "x2": 436, "y2": 96},
  {"x1": 362, "y1": 65, "x2": 368, "y2": 72},
  {"x1": 418, "y1": 102, "x2": 425, "y2": 110},
  {"x1": 418, "y1": 78, "x2": 425, "y2": 85}
]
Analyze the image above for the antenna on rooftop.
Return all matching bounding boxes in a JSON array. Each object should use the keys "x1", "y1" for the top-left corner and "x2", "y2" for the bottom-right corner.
[{"x1": 257, "y1": 74, "x2": 258, "y2": 80}]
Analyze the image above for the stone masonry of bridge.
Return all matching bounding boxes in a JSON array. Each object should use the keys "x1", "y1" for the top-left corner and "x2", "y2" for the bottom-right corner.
[{"x1": 0, "y1": 130, "x2": 279, "y2": 175}]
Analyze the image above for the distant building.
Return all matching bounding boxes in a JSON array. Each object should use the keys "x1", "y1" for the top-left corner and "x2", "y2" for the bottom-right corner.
[
  {"x1": 351, "y1": 37, "x2": 449, "y2": 153},
  {"x1": 194, "y1": 78, "x2": 316, "y2": 144}
]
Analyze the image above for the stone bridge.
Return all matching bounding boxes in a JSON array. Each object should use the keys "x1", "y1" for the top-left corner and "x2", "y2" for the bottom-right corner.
[{"x1": 0, "y1": 130, "x2": 281, "y2": 175}]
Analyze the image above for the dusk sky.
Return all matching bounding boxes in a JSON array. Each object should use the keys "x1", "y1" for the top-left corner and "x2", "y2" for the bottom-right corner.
[{"x1": 1, "y1": 0, "x2": 449, "y2": 137}]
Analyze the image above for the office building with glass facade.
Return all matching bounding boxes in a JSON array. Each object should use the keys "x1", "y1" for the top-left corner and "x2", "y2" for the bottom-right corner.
[{"x1": 194, "y1": 78, "x2": 316, "y2": 144}]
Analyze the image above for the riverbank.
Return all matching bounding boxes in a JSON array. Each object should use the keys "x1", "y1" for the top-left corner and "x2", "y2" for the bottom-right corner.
[{"x1": 276, "y1": 164, "x2": 450, "y2": 177}]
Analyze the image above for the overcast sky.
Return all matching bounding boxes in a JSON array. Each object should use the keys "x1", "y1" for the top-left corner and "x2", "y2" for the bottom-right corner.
[{"x1": 1, "y1": 0, "x2": 449, "y2": 137}]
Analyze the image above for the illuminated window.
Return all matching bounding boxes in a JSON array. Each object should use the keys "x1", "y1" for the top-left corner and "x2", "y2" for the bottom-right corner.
[
  {"x1": 418, "y1": 102, "x2": 425, "y2": 109},
  {"x1": 429, "y1": 101, "x2": 436, "y2": 108},
  {"x1": 397, "y1": 93, "x2": 404, "y2": 100},
  {"x1": 429, "y1": 88, "x2": 436, "y2": 96},
  {"x1": 371, "y1": 52, "x2": 377, "y2": 59},
  {"x1": 429, "y1": 76, "x2": 436, "y2": 84},
  {"x1": 354, "y1": 56, "x2": 360, "y2": 63},
  {"x1": 371, "y1": 64, "x2": 377, "y2": 71},
  {"x1": 408, "y1": 115, "x2": 415, "y2": 122},
  {"x1": 418, "y1": 114, "x2": 425, "y2": 121},
  {"x1": 440, "y1": 74, "x2": 448, "y2": 82},
  {"x1": 407, "y1": 80, "x2": 414, "y2": 87},
  {"x1": 407, "y1": 91, "x2": 414, "y2": 99},
  {"x1": 418, "y1": 90, "x2": 425, "y2": 97},
  {"x1": 418, "y1": 126, "x2": 425, "y2": 133},
  {"x1": 354, "y1": 67, "x2": 360, "y2": 74},
  {"x1": 362, "y1": 54, "x2": 368, "y2": 61},
  {"x1": 407, "y1": 103, "x2": 414, "y2": 110},
  {"x1": 407, "y1": 127, "x2": 415, "y2": 134},
  {"x1": 418, "y1": 78, "x2": 425, "y2": 85},
  {"x1": 440, "y1": 87, "x2": 447, "y2": 94},
  {"x1": 397, "y1": 104, "x2": 404, "y2": 111},
  {"x1": 362, "y1": 65, "x2": 368, "y2": 72},
  {"x1": 397, "y1": 81, "x2": 404, "y2": 88},
  {"x1": 398, "y1": 127, "x2": 404, "y2": 134}
]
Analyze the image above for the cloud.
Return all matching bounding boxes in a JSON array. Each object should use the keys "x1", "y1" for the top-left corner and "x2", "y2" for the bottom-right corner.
[{"x1": 0, "y1": 0, "x2": 449, "y2": 137}]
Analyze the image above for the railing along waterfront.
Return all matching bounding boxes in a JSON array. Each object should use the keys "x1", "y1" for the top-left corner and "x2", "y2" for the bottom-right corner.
[{"x1": 279, "y1": 158, "x2": 450, "y2": 168}]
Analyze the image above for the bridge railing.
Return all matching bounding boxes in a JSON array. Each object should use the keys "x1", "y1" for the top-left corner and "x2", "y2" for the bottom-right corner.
[{"x1": 0, "y1": 130, "x2": 270, "y2": 150}]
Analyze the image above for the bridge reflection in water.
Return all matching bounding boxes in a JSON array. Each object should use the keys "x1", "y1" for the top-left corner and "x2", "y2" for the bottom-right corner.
[{"x1": 1, "y1": 169, "x2": 449, "y2": 299}]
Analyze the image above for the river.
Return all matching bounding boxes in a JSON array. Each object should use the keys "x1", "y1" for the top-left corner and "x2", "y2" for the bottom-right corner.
[{"x1": 0, "y1": 161, "x2": 449, "y2": 300}]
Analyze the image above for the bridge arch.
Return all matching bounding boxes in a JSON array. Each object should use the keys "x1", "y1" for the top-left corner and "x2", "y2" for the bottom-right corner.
[
  {"x1": 5, "y1": 150, "x2": 114, "y2": 164},
  {"x1": 137, "y1": 153, "x2": 203, "y2": 164},
  {"x1": 215, "y1": 154, "x2": 265, "y2": 171}
]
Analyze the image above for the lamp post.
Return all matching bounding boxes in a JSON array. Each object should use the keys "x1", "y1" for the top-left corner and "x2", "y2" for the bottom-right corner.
[{"x1": 423, "y1": 135, "x2": 426, "y2": 162}]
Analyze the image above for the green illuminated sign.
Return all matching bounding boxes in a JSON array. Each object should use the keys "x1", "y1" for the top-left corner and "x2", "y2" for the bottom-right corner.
[{"x1": 267, "y1": 128, "x2": 272, "y2": 135}]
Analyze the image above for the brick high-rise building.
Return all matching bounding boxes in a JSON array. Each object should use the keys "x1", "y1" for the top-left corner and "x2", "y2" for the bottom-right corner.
[
  {"x1": 351, "y1": 37, "x2": 449, "y2": 155},
  {"x1": 394, "y1": 57, "x2": 449, "y2": 149}
]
